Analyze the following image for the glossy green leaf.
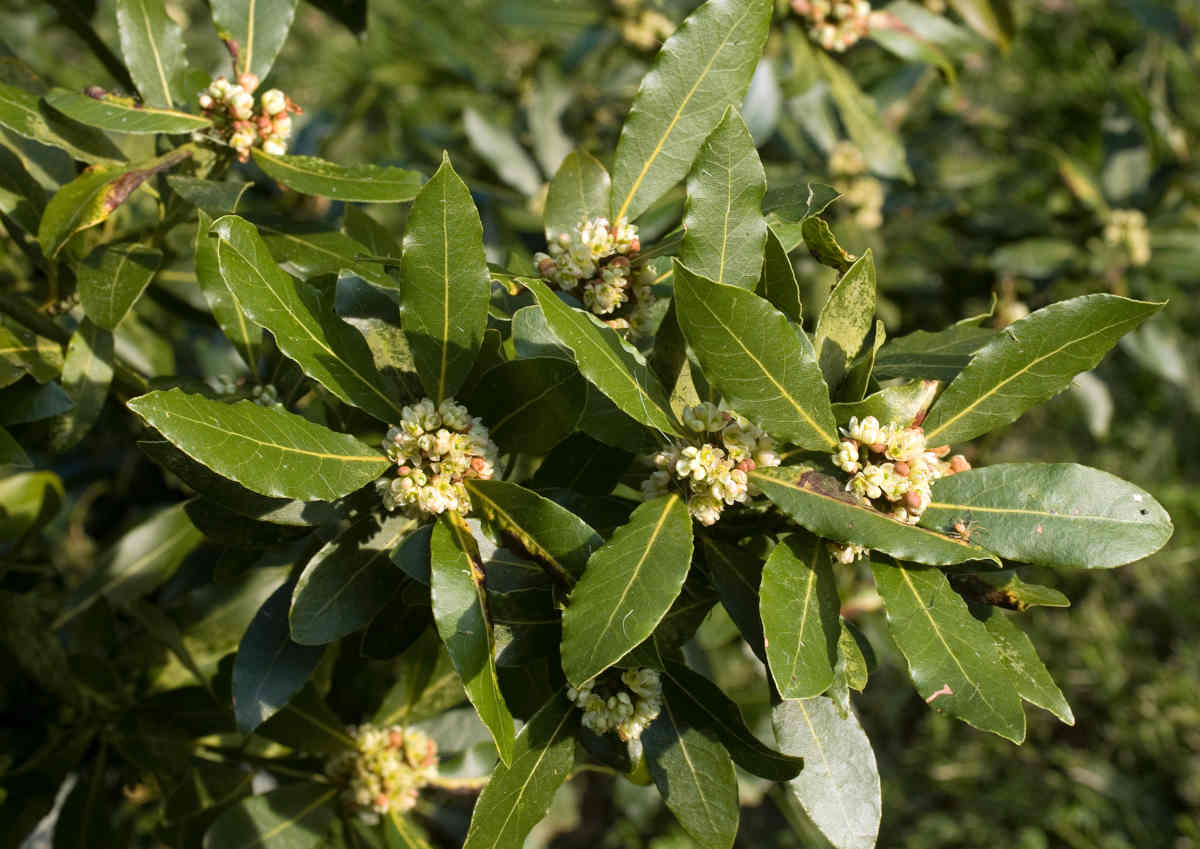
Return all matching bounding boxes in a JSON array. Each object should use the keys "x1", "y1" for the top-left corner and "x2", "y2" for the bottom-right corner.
[
  {"x1": 252, "y1": 150, "x2": 423, "y2": 202},
  {"x1": 672, "y1": 262, "x2": 838, "y2": 449},
  {"x1": 0, "y1": 81, "x2": 125, "y2": 164},
  {"x1": 644, "y1": 692, "x2": 739, "y2": 849},
  {"x1": 211, "y1": 214, "x2": 404, "y2": 422},
  {"x1": 461, "y1": 691, "x2": 577, "y2": 849},
  {"x1": 234, "y1": 580, "x2": 324, "y2": 732},
  {"x1": 400, "y1": 154, "x2": 490, "y2": 403},
  {"x1": 921, "y1": 462, "x2": 1172, "y2": 569},
  {"x1": 114, "y1": 0, "x2": 187, "y2": 108},
  {"x1": 872, "y1": 325, "x2": 995, "y2": 382},
  {"x1": 44, "y1": 89, "x2": 208, "y2": 133},
  {"x1": 430, "y1": 514, "x2": 516, "y2": 765},
  {"x1": 561, "y1": 494, "x2": 693, "y2": 686},
  {"x1": 923, "y1": 295, "x2": 1163, "y2": 445},
  {"x1": 680, "y1": 107, "x2": 766, "y2": 290},
  {"x1": 772, "y1": 697, "x2": 881, "y2": 849},
  {"x1": 800, "y1": 213, "x2": 855, "y2": 273},
  {"x1": 761, "y1": 533, "x2": 840, "y2": 700},
  {"x1": 521, "y1": 276, "x2": 681, "y2": 438},
  {"x1": 210, "y1": 0, "x2": 299, "y2": 81},
  {"x1": 195, "y1": 210, "x2": 261, "y2": 371},
  {"x1": 544, "y1": 150, "x2": 610, "y2": 241},
  {"x1": 832, "y1": 379, "x2": 941, "y2": 430},
  {"x1": 818, "y1": 52, "x2": 913, "y2": 182},
  {"x1": 840, "y1": 319, "x2": 886, "y2": 403},
  {"x1": 972, "y1": 605, "x2": 1073, "y2": 725},
  {"x1": 290, "y1": 512, "x2": 416, "y2": 645},
  {"x1": 0, "y1": 471, "x2": 64, "y2": 539},
  {"x1": 202, "y1": 782, "x2": 336, "y2": 849},
  {"x1": 259, "y1": 224, "x2": 396, "y2": 290},
  {"x1": 701, "y1": 537, "x2": 766, "y2": 661},
  {"x1": 0, "y1": 323, "x2": 63, "y2": 385},
  {"x1": 751, "y1": 466, "x2": 999, "y2": 566},
  {"x1": 871, "y1": 560, "x2": 1025, "y2": 741},
  {"x1": 47, "y1": 319, "x2": 113, "y2": 452},
  {"x1": 756, "y1": 226, "x2": 803, "y2": 323},
  {"x1": 0, "y1": 380, "x2": 74, "y2": 425},
  {"x1": 610, "y1": 0, "x2": 772, "y2": 223},
  {"x1": 169, "y1": 175, "x2": 252, "y2": 213},
  {"x1": 466, "y1": 358, "x2": 586, "y2": 454},
  {"x1": 76, "y1": 241, "x2": 162, "y2": 330},
  {"x1": 463, "y1": 107, "x2": 543, "y2": 197},
  {"x1": 814, "y1": 251, "x2": 876, "y2": 389},
  {"x1": 127, "y1": 388, "x2": 390, "y2": 501}
]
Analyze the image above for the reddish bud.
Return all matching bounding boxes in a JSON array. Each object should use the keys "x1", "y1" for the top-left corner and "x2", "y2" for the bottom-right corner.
[
  {"x1": 538, "y1": 258, "x2": 556, "y2": 276},
  {"x1": 949, "y1": 454, "x2": 971, "y2": 473},
  {"x1": 238, "y1": 72, "x2": 260, "y2": 93},
  {"x1": 904, "y1": 490, "x2": 924, "y2": 510},
  {"x1": 470, "y1": 456, "x2": 487, "y2": 472},
  {"x1": 629, "y1": 237, "x2": 641, "y2": 253},
  {"x1": 736, "y1": 459, "x2": 756, "y2": 473},
  {"x1": 389, "y1": 730, "x2": 405, "y2": 748},
  {"x1": 607, "y1": 255, "x2": 631, "y2": 269},
  {"x1": 930, "y1": 444, "x2": 951, "y2": 458},
  {"x1": 869, "y1": 442, "x2": 886, "y2": 454},
  {"x1": 397, "y1": 465, "x2": 410, "y2": 474},
  {"x1": 894, "y1": 461, "x2": 910, "y2": 477},
  {"x1": 375, "y1": 793, "x2": 390, "y2": 810}
]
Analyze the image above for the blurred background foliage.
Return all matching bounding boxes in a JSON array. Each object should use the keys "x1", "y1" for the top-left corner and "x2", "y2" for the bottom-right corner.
[{"x1": 1, "y1": 0, "x2": 1197, "y2": 846}]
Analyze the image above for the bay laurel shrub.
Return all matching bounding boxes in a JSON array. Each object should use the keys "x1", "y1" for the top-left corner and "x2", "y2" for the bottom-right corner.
[{"x1": 0, "y1": 1, "x2": 1176, "y2": 847}]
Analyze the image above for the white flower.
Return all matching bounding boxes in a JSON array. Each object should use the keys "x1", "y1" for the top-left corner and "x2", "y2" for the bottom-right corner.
[
  {"x1": 198, "y1": 92, "x2": 214, "y2": 110},
  {"x1": 261, "y1": 88, "x2": 287, "y2": 116},
  {"x1": 688, "y1": 494, "x2": 723, "y2": 526},
  {"x1": 229, "y1": 88, "x2": 255, "y2": 120},
  {"x1": 832, "y1": 439, "x2": 861, "y2": 473},
  {"x1": 229, "y1": 127, "x2": 257, "y2": 153},
  {"x1": 271, "y1": 113, "x2": 293, "y2": 140},
  {"x1": 885, "y1": 426, "x2": 926, "y2": 463},
  {"x1": 261, "y1": 137, "x2": 287, "y2": 156}
]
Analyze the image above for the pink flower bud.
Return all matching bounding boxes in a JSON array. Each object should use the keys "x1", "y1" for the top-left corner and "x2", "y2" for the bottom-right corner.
[
  {"x1": 237, "y1": 72, "x2": 259, "y2": 93},
  {"x1": 949, "y1": 455, "x2": 971, "y2": 474},
  {"x1": 894, "y1": 460, "x2": 910, "y2": 476}
]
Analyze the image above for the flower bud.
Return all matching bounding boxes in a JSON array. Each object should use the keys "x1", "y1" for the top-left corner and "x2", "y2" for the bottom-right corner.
[
  {"x1": 237, "y1": 72, "x2": 260, "y2": 93},
  {"x1": 261, "y1": 88, "x2": 287, "y2": 116},
  {"x1": 261, "y1": 137, "x2": 287, "y2": 156},
  {"x1": 949, "y1": 454, "x2": 971, "y2": 474},
  {"x1": 230, "y1": 89, "x2": 255, "y2": 120},
  {"x1": 198, "y1": 92, "x2": 214, "y2": 110}
]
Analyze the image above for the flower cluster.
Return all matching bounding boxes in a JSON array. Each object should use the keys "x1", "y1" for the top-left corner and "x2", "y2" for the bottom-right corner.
[
  {"x1": 568, "y1": 668, "x2": 663, "y2": 760},
  {"x1": 325, "y1": 725, "x2": 438, "y2": 824},
  {"x1": 829, "y1": 141, "x2": 884, "y2": 230},
  {"x1": 614, "y1": 0, "x2": 675, "y2": 50},
  {"x1": 792, "y1": 0, "x2": 873, "y2": 52},
  {"x1": 198, "y1": 73, "x2": 299, "y2": 162},
  {"x1": 831, "y1": 416, "x2": 971, "y2": 535},
  {"x1": 641, "y1": 402, "x2": 781, "y2": 526},
  {"x1": 380, "y1": 398, "x2": 498, "y2": 517},
  {"x1": 1104, "y1": 208, "x2": 1151, "y2": 266}
]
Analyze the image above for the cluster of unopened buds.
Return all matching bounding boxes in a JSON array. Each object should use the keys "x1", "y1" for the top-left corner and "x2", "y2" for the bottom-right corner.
[
  {"x1": 198, "y1": 72, "x2": 299, "y2": 162},
  {"x1": 792, "y1": 0, "x2": 874, "y2": 52},
  {"x1": 380, "y1": 398, "x2": 498, "y2": 517},
  {"x1": 1103, "y1": 208, "x2": 1151, "y2": 267},
  {"x1": 828, "y1": 141, "x2": 884, "y2": 230},
  {"x1": 568, "y1": 668, "x2": 663, "y2": 760},
  {"x1": 641, "y1": 403, "x2": 781, "y2": 526},
  {"x1": 325, "y1": 725, "x2": 438, "y2": 824},
  {"x1": 535, "y1": 216, "x2": 658, "y2": 331}
]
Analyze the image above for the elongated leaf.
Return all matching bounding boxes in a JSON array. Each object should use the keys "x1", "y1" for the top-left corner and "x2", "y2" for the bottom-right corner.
[
  {"x1": 234, "y1": 580, "x2": 324, "y2": 732},
  {"x1": 76, "y1": 242, "x2": 162, "y2": 330},
  {"x1": 45, "y1": 89, "x2": 208, "y2": 133},
  {"x1": 0, "y1": 381, "x2": 73, "y2": 425},
  {"x1": 561, "y1": 494, "x2": 693, "y2": 686},
  {"x1": 873, "y1": 324, "x2": 995, "y2": 382},
  {"x1": 871, "y1": 560, "x2": 1025, "y2": 741},
  {"x1": 259, "y1": 224, "x2": 395, "y2": 290},
  {"x1": 463, "y1": 107, "x2": 543, "y2": 197},
  {"x1": 544, "y1": 150, "x2": 610, "y2": 241},
  {"x1": 0, "y1": 427, "x2": 30, "y2": 467},
  {"x1": 972, "y1": 605, "x2": 1072, "y2": 724},
  {"x1": 0, "y1": 81, "x2": 125, "y2": 164},
  {"x1": 673, "y1": 262, "x2": 837, "y2": 449},
  {"x1": 290, "y1": 513, "x2": 416, "y2": 645},
  {"x1": 0, "y1": 323, "x2": 63, "y2": 385},
  {"x1": 211, "y1": 215, "x2": 404, "y2": 422},
  {"x1": 751, "y1": 466, "x2": 998, "y2": 566},
  {"x1": 819, "y1": 52, "x2": 912, "y2": 182},
  {"x1": 948, "y1": 0, "x2": 1013, "y2": 47},
  {"x1": 465, "y1": 479, "x2": 603, "y2": 584},
  {"x1": 169, "y1": 175, "x2": 252, "y2": 213},
  {"x1": 210, "y1": 0, "x2": 299, "y2": 81},
  {"x1": 202, "y1": 783, "x2": 336, "y2": 849},
  {"x1": 195, "y1": 210, "x2": 261, "y2": 371},
  {"x1": 757, "y1": 226, "x2": 803, "y2": 323},
  {"x1": 951, "y1": 571, "x2": 1069, "y2": 611},
  {"x1": 701, "y1": 537, "x2": 766, "y2": 660},
  {"x1": 761, "y1": 533, "x2": 840, "y2": 699},
  {"x1": 680, "y1": 107, "x2": 766, "y2": 290},
  {"x1": 115, "y1": 0, "x2": 187, "y2": 108},
  {"x1": 921, "y1": 462, "x2": 1171, "y2": 569},
  {"x1": 466, "y1": 358, "x2": 586, "y2": 454},
  {"x1": 661, "y1": 661, "x2": 803, "y2": 781},
  {"x1": 461, "y1": 691, "x2": 577, "y2": 849},
  {"x1": 772, "y1": 697, "x2": 881, "y2": 849},
  {"x1": 644, "y1": 693, "x2": 739, "y2": 849},
  {"x1": 47, "y1": 319, "x2": 113, "y2": 452},
  {"x1": 127, "y1": 388, "x2": 390, "y2": 501},
  {"x1": 923, "y1": 295, "x2": 1163, "y2": 445},
  {"x1": 400, "y1": 154, "x2": 490, "y2": 402},
  {"x1": 814, "y1": 251, "x2": 875, "y2": 389},
  {"x1": 0, "y1": 471, "x2": 64, "y2": 539},
  {"x1": 610, "y1": 0, "x2": 772, "y2": 223},
  {"x1": 430, "y1": 514, "x2": 516, "y2": 765},
  {"x1": 832, "y1": 378, "x2": 940, "y2": 430},
  {"x1": 252, "y1": 150, "x2": 423, "y2": 202},
  {"x1": 522, "y1": 277, "x2": 681, "y2": 438}
]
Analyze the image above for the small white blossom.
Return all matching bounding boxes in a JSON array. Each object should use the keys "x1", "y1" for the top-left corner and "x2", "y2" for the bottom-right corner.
[
  {"x1": 261, "y1": 137, "x2": 287, "y2": 156},
  {"x1": 326, "y1": 724, "x2": 438, "y2": 824},
  {"x1": 832, "y1": 439, "x2": 861, "y2": 473},
  {"x1": 261, "y1": 88, "x2": 287, "y2": 116}
]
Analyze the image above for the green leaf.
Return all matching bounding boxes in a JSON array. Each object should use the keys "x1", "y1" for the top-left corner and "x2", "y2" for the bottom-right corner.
[
  {"x1": 644, "y1": 692, "x2": 739, "y2": 849},
  {"x1": 53, "y1": 747, "x2": 116, "y2": 849},
  {"x1": 872, "y1": 325, "x2": 995, "y2": 382},
  {"x1": 290, "y1": 512, "x2": 416, "y2": 645},
  {"x1": 756, "y1": 226, "x2": 803, "y2": 323},
  {"x1": 400, "y1": 153, "x2": 490, "y2": 403},
  {"x1": 0, "y1": 471, "x2": 64, "y2": 539},
  {"x1": 840, "y1": 319, "x2": 886, "y2": 403},
  {"x1": 127, "y1": 388, "x2": 390, "y2": 501},
  {"x1": 465, "y1": 358, "x2": 586, "y2": 454},
  {"x1": 971, "y1": 605, "x2": 1073, "y2": 725},
  {"x1": 0, "y1": 381, "x2": 74, "y2": 425},
  {"x1": 772, "y1": 697, "x2": 881, "y2": 849},
  {"x1": 922, "y1": 295, "x2": 1164, "y2": 445},
  {"x1": 202, "y1": 783, "x2": 336, "y2": 849},
  {"x1": 463, "y1": 107, "x2": 543, "y2": 197},
  {"x1": 610, "y1": 0, "x2": 772, "y2": 223},
  {"x1": 461, "y1": 691, "x2": 577, "y2": 849},
  {"x1": 47, "y1": 319, "x2": 113, "y2": 452},
  {"x1": 751, "y1": 466, "x2": 999, "y2": 566},
  {"x1": 233, "y1": 580, "x2": 324, "y2": 732},
  {"x1": 252, "y1": 150, "x2": 423, "y2": 203},
  {"x1": 258, "y1": 683, "x2": 357, "y2": 754},
  {"x1": 920, "y1": 463, "x2": 1172, "y2": 569},
  {"x1": 76, "y1": 242, "x2": 162, "y2": 330},
  {"x1": 661, "y1": 661, "x2": 803, "y2": 781},
  {"x1": 114, "y1": 0, "x2": 188, "y2": 108},
  {"x1": 195, "y1": 210, "x2": 261, "y2": 371},
  {"x1": 259, "y1": 224, "x2": 396, "y2": 290},
  {"x1": 814, "y1": 251, "x2": 876, "y2": 389},
  {"x1": 44, "y1": 89, "x2": 208, "y2": 134},
  {"x1": 871, "y1": 560, "x2": 1026, "y2": 741},
  {"x1": 211, "y1": 214, "x2": 404, "y2": 422},
  {"x1": 210, "y1": 0, "x2": 299, "y2": 81},
  {"x1": 544, "y1": 150, "x2": 610, "y2": 241},
  {"x1": 800, "y1": 213, "x2": 855, "y2": 273},
  {"x1": 0, "y1": 81, "x2": 126, "y2": 164},
  {"x1": 947, "y1": 0, "x2": 1014, "y2": 48},
  {"x1": 521, "y1": 276, "x2": 682, "y2": 438},
  {"x1": 761, "y1": 533, "x2": 840, "y2": 700},
  {"x1": 680, "y1": 107, "x2": 766, "y2": 290},
  {"x1": 169, "y1": 175, "x2": 252, "y2": 213},
  {"x1": 0, "y1": 426, "x2": 30, "y2": 467},
  {"x1": 430, "y1": 514, "x2": 516, "y2": 765},
  {"x1": 832, "y1": 378, "x2": 941, "y2": 430},
  {"x1": 701, "y1": 537, "x2": 766, "y2": 660},
  {"x1": 951, "y1": 570, "x2": 1069, "y2": 611},
  {"x1": 561, "y1": 494, "x2": 693, "y2": 686},
  {"x1": 672, "y1": 262, "x2": 838, "y2": 450},
  {"x1": 866, "y1": 3, "x2": 962, "y2": 82},
  {"x1": 0, "y1": 323, "x2": 63, "y2": 386},
  {"x1": 818, "y1": 52, "x2": 913, "y2": 182}
]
